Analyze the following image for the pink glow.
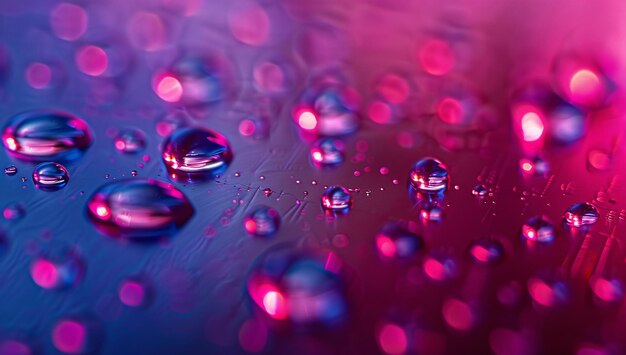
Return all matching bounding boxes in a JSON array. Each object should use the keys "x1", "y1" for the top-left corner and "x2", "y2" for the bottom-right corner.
[
  {"x1": 119, "y1": 280, "x2": 146, "y2": 307},
  {"x1": 238, "y1": 119, "x2": 256, "y2": 137},
  {"x1": 437, "y1": 97, "x2": 464, "y2": 124},
  {"x1": 228, "y1": 3, "x2": 270, "y2": 46},
  {"x1": 30, "y1": 259, "x2": 59, "y2": 289},
  {"x1": 262, "y1": 291, "x2": 286, "y2": 319},
  {"x1": 50, "y1": 3, "x2": 88, "y2": 41},
  {"x1": 520, "y1": 111, "x2": 544, "y2": 142},
  {"x1": 238, "y1": 319, "x2": 268, "y2": 353},
  {"x1": 520, "y1": 159, "x2": 535, "y2": 174},
  {"x1": 376, "y1": 236, "x2": 397, "y2": 257},
  {"x1": 5, "y1": 137, "x2": 17, "y2": 151},
  {"x1": 424, "y1": 258, "x2": 446, "y2": 281},
  {"x1": 25, "y1": 63, "x2": 52, "y2": 89},
  {"x1": 128, "y1": 12, "x2": 167, "y2": 52},
  {"x1": 418, "y1": 39, "x2": 455, "y2": 76},
  {"x1": 367, "y1": 100, "x2": 393, "y2": 124},
  {"x1": 154, "y1": 74, "x2": 183, "y2": 103},
  {"x1": 377, "y1": 74, "x2": 410, "y2": 104},
  {"x1": 442, "y1": 298, "x2": 474, "y2": 331},
  {"x1": 253, "y1": 62, "x2": 284, "y2": 93},
  {"x1": 76, "y1": 45, "x2": 108, "y2": 77},
  {"x1": 297, "y1": 111, "x2": 318, "y2": 130},
  {"x1": 470, "y1": 245, "x2": 490, "y2": 263},
  {"x1": 377, "y1": 323, "x2": 407, "y2": 355},
  {"x1": 52, "y1": 320, "x2": 86, "y2": 354},
  {"x1": 528, "y1": 279, "x2": 554, "y2": 306},
  {"x1": 568, "y1": 69, "x2": 605, "y2": 106}
]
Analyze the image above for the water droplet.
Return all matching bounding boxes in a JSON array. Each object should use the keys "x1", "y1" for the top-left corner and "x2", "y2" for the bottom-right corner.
[
  {"x1": 32, "y1": 162, "x2": 69, "y2": 191},
  {"x1": 162, "y1": 127, "x2": 233, "y2": 182},
  {"x1": 469, "y1": 239, "x2": 504, "y2": 264},
  {"x1": 310, "y1": 138, "x2": 345, "y2": 167},
  {"x1": 119, "y1": 276, "x2": 152, "y2": 308},
  {"x1": 247, "y1": 246, "x2": 347, "y2": 325},
  {"x1": 423, "y1": 254, "x2": 458, "y2": 281},
  {"x1": 4, "y1": 165, "x2": 16, "y2": 175},
  {"x1": 155, "y1": 109, "x2": 190, "y2": 137},
  {"x1": 321, "y1": 186, "x2": 352, "y2": 214},
  {"x1": 293, "y1": 80, "x2": 359, "y2": 136},
  {"x1": 528, "y1": 276, "x2": 569, "y2": 307},
  {"x1": 262, "y1": 188, "x2": 273, "y2": 197},
  {"x1": 590, "y1": 276, "x2": 623, "y2": 303},
  {"x1": 472, "y1": 184, "x2": 488, "y2": 197},
  {"x1": 375, "y1": 221, "x2": 423, "y2": 259},
  {"x1": 521, "y1": 216, "x2": 555, "y2": 243},
  {"x1": 234, "y1": 172, "x2": 241, "y2": 177},
  {"x1": 244, "y1": 206, "x2": 281, "y2": 237},
  {"x1": 114, "y1": 129, "x2": 146, "y2": 154},
  {"x1": 131, "y1": 170, "x2": 138, "y2": 177},
  {"x1": 519, "y1": 156, "x2": 550, "y2": 176},
  {"x1": 563, "y1": 202, "x2": 599, "y2": 228},
  {"x1": 2, "y1": 110, "x2": 92, "y2": 162},
  {"x1": 3, "y1": 203, "x2": 25, "y2": 221},
  {"x1": 52, "y1": 317, "x2": 103, "y2": 354},
  {"x1": 30, "y1": 247, "x2": 84, "y2": 290},
  {"x1": 86, "y1": 179, "x2": 194, "y2": 239},
  {"x1": 408, "y1": 158, "x2": 448, "y2": 194},
  {"x1": 587, "y1": 149, "x2": 612, "y2": 171}
]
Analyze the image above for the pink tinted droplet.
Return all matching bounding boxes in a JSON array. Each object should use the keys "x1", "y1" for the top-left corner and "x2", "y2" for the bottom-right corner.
[
  {"x1": 30, "y1": 259, "x2": 59, "y2": 289},
  {"x1": 228, "y1": 3, "x2": 270, "y2": 46},
  {"x1": 377, "y1": 73, "x2": 410, "y2": 104},
  {"x1": 25, "y1": 62, "x2": 52, "y2": 89},
  {"x1": 442, "y1": 298, "x2": 474, "y2": 331},
  {"x1": 377, "y1": 323, "x2": 408, "y2": 355},
  {"x1": 50, "y1": 3, "x2": 88, "y2": 41},
  {"x1": 154, "y1": 74, "x2": 183, "y2": 103},
  {"x1": 76, "y1": 45, "x2": 108, "y2": 77},
  {"x1": 367, "y1": 100, "x2": 393, "y2": 124},
  {"x1": 119, "y1": 280, "x2": 146, "y2": 307},
  {"x1": 52, "y1": 320, "x2": 87, "y2": 354},
  {"x1": 253, "y1": 61, "x2": 284, "y2": 93},
  {"x1": 418, "y1": 38, "x2": 455, "y2": 76}
]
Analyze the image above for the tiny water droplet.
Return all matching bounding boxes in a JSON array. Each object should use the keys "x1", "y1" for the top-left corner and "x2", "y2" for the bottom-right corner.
[
  {"x1": 2, "y1": 110, "x2": 92, "y2": 161},
  {"x1": 263, "y1": 188, "x2": 273, "y2": 197},
  {"x1": 521, "y1": 216, "x2": 555, "y2": 243},
  {"x1": 563, "y1": 202, "x2": 599, "y2": 228},
  {"x1": 234, "y1": 172, "x2": 241, "y2": 177},
  {"x1": 244, "y1": 206, "x2": 281, "y2": 237},
  {"x1": 114, "y1": 128, "x2": 146, "y2": 154},
  {"x1": 32, "y1": 162, "x2": 69, "y2": 191},
  {"x1": 408, "y1": 157, "x2": 448, "y2": 193},
  {"x1": 472, "y1": 184, "x2": 488, "y2": 197},
  {"x1": 321, "y1": 186, "x2": 352, "y2": 214},
  {"x1": 162, "y1": 127, "x2": 233, "y2": 182},
  {"x1": 86, "y1": 179, "x2": 194, "y2": 239},
  {"x1": 4, "y1": 165, "x2": 17, "y2": 175},
  {"x1": 131, "y1": 170, "x2": 138, "y2": 177}
]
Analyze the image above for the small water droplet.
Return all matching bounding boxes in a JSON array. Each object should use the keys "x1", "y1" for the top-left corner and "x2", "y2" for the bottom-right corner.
[
  {"x1": 310, "y1": 138, "x2": 345, "y2": 167},
  {"x1": 114, "y1": 128, "x2": 146, "y2": 154},
  {"x1": 131, "y1": 170, "x2": 138, "y2": 177},
  {"x1": 162, "y1": 127, "x2": 233, "y2": 182},
  {"x1": 4, "y1": 165, "x2": 17, "y2": 175},
  {"x1": 528, "y1": 276, "x2": 569, "y2": 307},
  {"x1": 234, "y1": 172, "x2": 241, "y2": 177},
  {"x1": 321, "y1": 186, "x2": 352, "y2": 215},
  {"x1": 30, "y1": 247, "x2": 84, "y2": 290},
  {"x1": 119, "y1": 276, "x2": 152, "y2": 308},
  {"x1": 408, "y1": 158, "x2": 448, "y2": 194},
  {"x1": 375, "y1": 221, "x2": 423, "y2": 259},
  {"x1": 521, "y1": 216, "x2": 555, "y2": 243},
  {"x1": 472, "y1": 184, "x2": 488, "y2": 197},
  {"x1": 3, "y1": 203, "x2": 25, "y2": 220},
  {"x1": 244, "y1": 206, "x2": 281, "y2": 237},
  {"x1": 32, "y1": 162, "x2": 69, "y2": 191},
  {"x1": 563, "y1": 202, "x2": 599, "y2": 228},
  {"x1": 86, "y1": 179, "x2": 194, "y2": 239},
  {"x1": 469, "y1": 239, "x2": 504, "y2": 264},
  {"x1": 2, "y1": 110, "x2": 92, "y2": 162},
  {"x1": 52, "y1": 317, "x2": 103, "y2": 354}
]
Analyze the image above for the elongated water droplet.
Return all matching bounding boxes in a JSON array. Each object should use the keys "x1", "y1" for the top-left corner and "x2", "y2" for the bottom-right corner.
[
  {"x1": 2, "y1": 110, "x2": 92, "y2": 162},
  {"x1": 321, "y1": 186, "x2": 352, "y2": 214},
  {"x1": 247, "y1": 246, "x2": 347, "y2": 325},
  {"x1": 33, "y1": 162, "x2": 69, "y2": 191},
  {"x1": 244, "y1": 206, "x2": 281, "y2": 237},
  {"x1": 162, "y1": 127, "x2": 233, "y2": 182},
  {"x1": 521, "y1": 216, "x2": 555, "y2": 243},
  {"x1": 86, "y1": 179, "x2": 194, "y2": 239},
  {"x1": 4, "y1": 165, "x2": 16, "y2": 175},
  {"x1": 563, "y1": 202, "x2": 599, "y2": 228}
]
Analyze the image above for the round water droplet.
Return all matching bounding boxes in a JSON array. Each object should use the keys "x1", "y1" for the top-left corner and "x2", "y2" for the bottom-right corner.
[
  {"x1": 375, "y1": 221, "x2": 423, "y2": 259},
  {"x1": 469, "y1": 239, "x2": 504, "y2": 264},
  {"x1": 114, "y1": 129, "x2": 146, "y2": 154},
  {"x1": 30, "y1": 247, "x2": 84, "y2": 290},
  {"x1": 528, "y1": 276, "x2": 569, "y2": 307},
  {"x1": 244, "y1": 206, "x2": 281, "y2": 237},
  {"x1": 590, "y1": 276, "x2": 623, "y2": 303},
  {"x1": 162, "y1": 127, "x2": 233, "y2": 182},
  {"x1": 563, "y1": 202, "x2": 599, "y2": 228},
  {"x1": 293, "y1": 80, "x2": 359, "y2": 136},
  {"x1": 310, "y1": 138, "x2": 344, "y2": 167},
  {"x1": 408, "y1": 158, "x2": 448, "y2": 193},
  {"x1": 423, "y1": 254, "x2": 458, "y2": 281},
  {"x1": 86, "y1": 179, "x2": 194, "y2": 239},
  {"x1": 32, "y1": 162, "x2": 69, "y2": 191},
  {"x1": 521, "y1": 216, "x2": 555, "y2": 243},
  {"x1": 247, "y1": 246, "x2": 347, "y2": 325},
  {"x1": 4, "y1": 165, "x2": 16, "y2": 175},
  {"x1": 119, "y1": 276, "x2": 152, "y2": 308},
  {"x1": 2, "y1": 110, "x2": 92, "y2": 162},
  {"x1": 51, "y1": 317, "x2": 103, "y2": 354},
  {"x1": 3, "y1": 203, "x2": 25, "y2": 221},
  {"x1": 321, "y1": 186, "x2": 352, "y2": 214},
  {"x1": 472, "y1": 184, "x2": 488, "y2": 197}
]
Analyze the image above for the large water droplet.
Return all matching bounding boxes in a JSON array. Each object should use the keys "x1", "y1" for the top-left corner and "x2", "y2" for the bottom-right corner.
[
  {"x1": 521, "y1": 216, "x2": 555, "y2": 243},
  {"x1": 375, "y1": 221, "x2": 423, "y2": 259},
  {"x1": 2, "y1": 110, "x2": 92, "y2": 161},
  {"x1": 86, "y1": 179, "x2": 194, "y2": 239},
  {"x1": 563, "y1": 202, "x2": 599, "y2": 228},
  {"x1": 310, "y1": 138, "x2": 344, "y2": 167},
  {"x1": 244, "y1": 206, "x2": 281, "y2": 237},
  {"x1": 114, "y1": 129, "x2": 146, "y2": 154},
  {"x1": 293, "y1": 80, "x2": 359, "y2": 136},
  {"x1": 30, "y1": 247, "x2": 84, "y2": 290},
  {"x1": 32, "y1": 162, "x2": 69, "y2": 191},
  {"x1": 247, "y1": 246, "x2": 347, "y2": 325},
  {"x1": 162, "y1": 127, "x2": 233, "y2": 182},
  {"x1": 321, "y1": 186, "x2": 352, "y2": 214},
  {"x1": 408, "y1": 158, "x2": 448, "y2": 194}
]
